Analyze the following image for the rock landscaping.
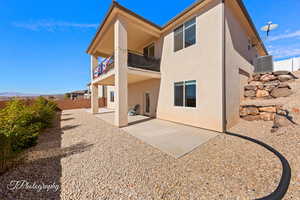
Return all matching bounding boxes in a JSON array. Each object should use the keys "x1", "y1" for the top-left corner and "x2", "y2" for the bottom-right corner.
[
  {"x1": 240, "y1": 104, "x2": 296, "y2": 132},
  {"x1": 244, "y1": 71, "x2": 297, "y2": 99}
]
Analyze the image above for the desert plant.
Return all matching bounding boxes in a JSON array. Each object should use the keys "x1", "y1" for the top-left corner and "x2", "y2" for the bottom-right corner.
[
  {"x1": 0, "y1": 98, "x2": 58, "y2": 173},
  {"x1": 0, "y1": 99, "x2": 40, "y2": 151},
  {"x1": 0, "y1": 97, "x2": 57, "y2": 152},
  {"x1": 31, "y1": 97, "x2": 57, "y2": 129}
]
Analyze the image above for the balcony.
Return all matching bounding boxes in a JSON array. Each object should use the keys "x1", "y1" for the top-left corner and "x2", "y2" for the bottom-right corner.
[{"x1": 93, "y1": 51, "x2": 160, "y2": 79}]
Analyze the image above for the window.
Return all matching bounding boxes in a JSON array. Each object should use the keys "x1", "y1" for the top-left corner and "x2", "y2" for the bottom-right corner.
[
  {"x1": 174, "y1": 18, "x2": 196, "y2": 52},
  {"x1": 143, "y1": 43, "x2": 155, "y2": 58},
  {"x1": 185, "y1": 80, "x2": 196, "y2": 107},
  {"x1": 110, "y1": 91, "x2": 114, "y2": 102},
  {"x1": 174, "y1": 25, "x2": 184, "y2": 52},
  {"x1": 174, "y1": 80, "x2": 196, "y2": 107},
  {"x1": 174, "y1": 82, "x2": 184, "y2": 106},
  {"x1": 184, "y1": 18, "x2": 196, "y2": 48}
]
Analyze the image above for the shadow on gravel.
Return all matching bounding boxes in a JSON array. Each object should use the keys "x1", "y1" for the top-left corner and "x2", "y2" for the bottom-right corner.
[
  {"x1": 0, "y1": 112, "x2": 93, "y2": 200},
  {"x1": 225, "y1": 131, "x2": 291, "y2": 200},
  {"x1": 61, "y1": 124, "x2": 80, "y2": 131}
]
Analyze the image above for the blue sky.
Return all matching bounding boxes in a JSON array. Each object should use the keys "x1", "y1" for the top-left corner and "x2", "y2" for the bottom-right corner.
[{"x1": 0, "y1": 0, "x2": 299, "y2": 94}]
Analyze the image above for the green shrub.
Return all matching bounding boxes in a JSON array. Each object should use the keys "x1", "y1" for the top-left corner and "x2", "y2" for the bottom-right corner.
[
  {"x1": 31, "y1": 97, "x2": 57, "y2": 129},
  {"x1": 0, "y1": 97, "x2": 57, "y2": 152},
  {"x1": 0, "y1": 99, "x2": 39, "y2": 151}
]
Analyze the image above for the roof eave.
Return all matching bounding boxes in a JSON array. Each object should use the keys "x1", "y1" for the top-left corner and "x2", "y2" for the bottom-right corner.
[
  {"x1": 86, "y1": 2, "x2": 162, "y2": 55},
  {"x1": 236, "y1": 0, "x2": 268, "y2": 55},
  {"x1": 86, "y1": 2, "x2": 117, "y2": 54},
  {"x1": 87, "y1": 0, "x2": 268, "y2": 56}
]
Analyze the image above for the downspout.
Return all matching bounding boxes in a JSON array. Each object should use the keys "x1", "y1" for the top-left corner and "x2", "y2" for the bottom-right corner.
[{"x1": 221, "y1": 0, "x2": 227, "y2": 132}]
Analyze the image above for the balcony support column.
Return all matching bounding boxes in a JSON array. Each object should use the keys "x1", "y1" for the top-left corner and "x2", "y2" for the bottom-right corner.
[
  {"x1": 91, "y1": 84, "x2": 99, "y2": 114},
  {"x1": 91, "y1": 55, "x2": 99, "y2": 114},
  {"x1": 91, "y1": 55, "x2": 98, "y2": 80},
  {"x1": 114, "y1": 18, "x2": 128, "y2": 127}
]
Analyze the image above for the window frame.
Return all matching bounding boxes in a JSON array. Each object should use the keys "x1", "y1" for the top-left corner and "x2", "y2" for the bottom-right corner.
[
  {"x1": 174, "y1": 80, "x2": 196, "y2": 108},
  {"x1": 174, "y1": 17, "x2": 196, "y2": 52}
]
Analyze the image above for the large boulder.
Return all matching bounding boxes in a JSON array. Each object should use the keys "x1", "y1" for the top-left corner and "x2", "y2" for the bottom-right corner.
[
  {"x1": 252, "y1": 73, "x2": 261, "y2": 81},
  {"x1": 244, "y1": 90, "x2": 256, "y2": 97},
  {"x1": 278, "y1": 74, "x2": 293, "y2": 82},
  {"x1": 264, "y1": 84, "x2": 276, "y2": 92},
  {"x1": 242, "y1": 115, "x2": 261, "y2": 121},
  {"x1": 273, "y1": 114, "x2": 293, "y2": 127},
  {"x1": 260, "y1": 112, "x2": 275, "y2": 121},
  {"x1": 277, "y1": 109, "x2": 288, "y2": 116},
  {"x1": 244, "y1": 85, "x2": 257, "y2": 90},
  {"x1": 270, "y1": 87, "x2": 292, "y2": 98},
  {"x1": 256, "y1": 89, "x2": 270, "y2": 98},
  {"x1": 240, "y1": 106, "x2": 259, "y2": 116},
  {"x1": 260, "y1": 74, "x2": 277, "y2": 82},
  {"x1": 278, "y1": 83, "x2": 291, "y2": 89},
  {"x1": 249, "y1": 81, "x2": 263, "y2": 86},
  {"x1": 273, "y1": 70, "x2": 290, "y2": 75},
  {"x1": 258, "y1": 106, "x2": 277, "y2": 113}
]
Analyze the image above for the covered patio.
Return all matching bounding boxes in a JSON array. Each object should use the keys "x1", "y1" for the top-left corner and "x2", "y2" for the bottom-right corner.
[{"x1": 87, "y1": 2, "x2": 162, "y2": 128}]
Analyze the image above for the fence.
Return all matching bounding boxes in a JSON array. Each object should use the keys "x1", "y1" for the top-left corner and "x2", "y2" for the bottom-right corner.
[
  {"x1": 0, "y1": 98, "x2": 107, "y2": 110},
  {"x1": 274, "y1": 57, "x2": 300, "y2": 72}
]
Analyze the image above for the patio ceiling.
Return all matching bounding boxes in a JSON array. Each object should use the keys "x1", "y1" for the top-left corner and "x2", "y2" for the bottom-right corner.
[
  {"x1": 89, "y1": 6, "x2": 161, "y2": 58},
  {"x1": 93, "y1": 67, "x2": 161, "y2": 86}
]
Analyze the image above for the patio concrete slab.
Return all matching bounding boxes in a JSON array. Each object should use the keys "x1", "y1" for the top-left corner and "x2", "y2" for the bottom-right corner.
[
  {"x1": 122, "y1": 119, "x2": 219, "y2": 158},
  {"x1": 86, "y1": 109, "x2": 219, "y2": 158}
]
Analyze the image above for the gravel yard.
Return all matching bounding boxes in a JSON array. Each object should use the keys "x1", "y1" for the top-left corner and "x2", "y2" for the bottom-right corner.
[
  {"x1": 0, "y1": 109, "x2": 295, "y2": 200},
  {"x1": 0, "y1": 72, "x2": 299, "y2": 200}
]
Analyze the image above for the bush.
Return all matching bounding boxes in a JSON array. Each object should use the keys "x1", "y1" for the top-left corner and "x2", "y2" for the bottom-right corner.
[
  {"x1": 31, "y1": 97, "x2": 57, "y2": 129},
  {"x1": 0, "y1": 97, "x2": 57, "y2": 153}
]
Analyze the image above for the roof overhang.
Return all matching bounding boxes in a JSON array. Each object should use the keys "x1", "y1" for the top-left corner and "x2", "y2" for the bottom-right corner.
[
  {"x1": 86, "y1": 2, "x2": 161, "y2": 56},
  {"x1": 234, "y1": 0, "x2": 268, "y2": 56},
  {"x1": 87, "y1": 0, "x2": 268, "y2": 56}
]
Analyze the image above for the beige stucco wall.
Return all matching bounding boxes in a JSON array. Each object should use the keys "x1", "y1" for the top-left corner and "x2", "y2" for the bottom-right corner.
[
  {"x1": 156, "y1": 0, "x2": 224, "y2": 132},
  {"x1": 128, "y1": 79, "x2": 160, "y2": 117},
  {"x1": 105, "y1": 79, "x2": 160, "y2": 117},
  {"x1": 225, "y1": 2, "x2": 258, "y2": 129}
]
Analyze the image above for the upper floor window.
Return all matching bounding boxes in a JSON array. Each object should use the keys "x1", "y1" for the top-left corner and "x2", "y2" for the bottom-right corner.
[
  {"x1": 174, "y1": 17, "x2": 196, "y2": 52},
  {"x1": 143, "y1": 43, "x2": 155, "y2": 58}
]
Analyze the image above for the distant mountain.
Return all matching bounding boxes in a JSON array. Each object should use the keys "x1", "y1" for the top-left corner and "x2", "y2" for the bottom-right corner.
[{"x1": 0, "y1": 92, "x2": 41, "y2": 97}]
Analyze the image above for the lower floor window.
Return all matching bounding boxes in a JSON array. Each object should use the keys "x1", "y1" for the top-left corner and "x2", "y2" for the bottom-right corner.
[
  {"x1": 110, "y1": 91, "x2": 114, "y2": 102},
  {"x1": 174, "y1": 80, "x2": 196, "y2": 107}
]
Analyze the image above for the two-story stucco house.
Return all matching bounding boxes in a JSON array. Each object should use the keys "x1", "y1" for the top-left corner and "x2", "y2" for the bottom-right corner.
[{"x1": 86, "y1": 0, "x2": 268, "y2": 132}]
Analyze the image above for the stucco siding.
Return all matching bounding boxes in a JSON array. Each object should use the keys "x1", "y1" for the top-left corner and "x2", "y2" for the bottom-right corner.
[
  {"x1": 128, "y1": 79, "x2": 160, "y2": 117},
  {"x1": 225, "y1": 2, "x2": 257, "y2": 129},
  {"x1": 156, "y1": 0, "x2": 224, "y2": 132}
]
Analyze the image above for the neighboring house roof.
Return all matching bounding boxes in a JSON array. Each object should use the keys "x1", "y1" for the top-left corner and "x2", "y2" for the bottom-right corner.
[{"x1": 87, "y1": 0, "x2": 267, "y2": 55}]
